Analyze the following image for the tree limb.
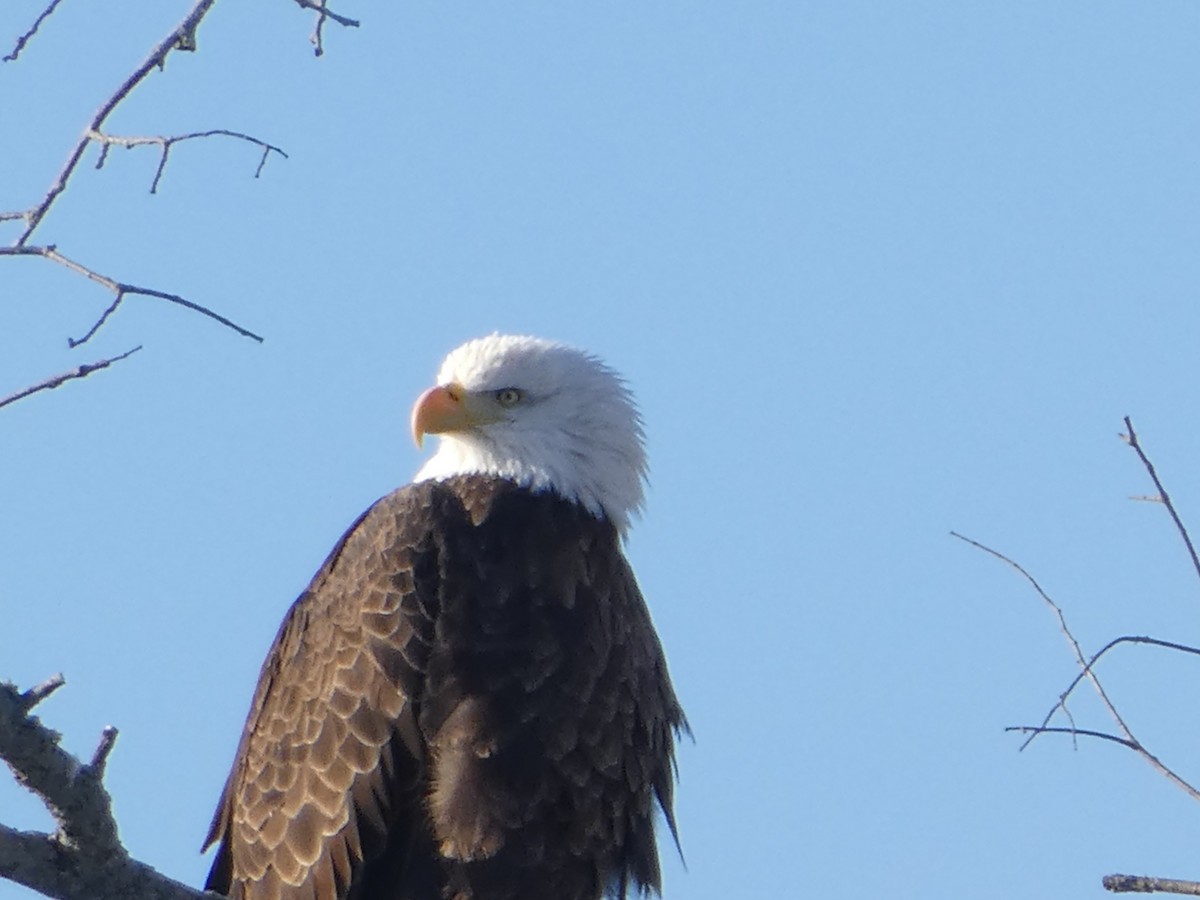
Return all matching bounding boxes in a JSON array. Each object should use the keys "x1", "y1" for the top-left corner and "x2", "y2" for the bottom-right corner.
[
  {"x1": 0, "y1": 678, "x2": 214, "y2": 900},
  {"x1": 1003, "y1": 725, "x2": 1139, "y2": 752},
  {"x1": 90, "y1": 129, "x2": 289, "y2": 195},
  {"x1": 1121, "y1": 416, "x2": 1200, "y2": 590},
  {"x1": 1026, "y1": 635, "x2": 1200, "y2": 754},
  {"x1": 2, "y1": 0, "x2": 361, "y2": 372},
  {"x1": 0, "y1": 347, "x2": 142, "y2": 412},
  {"x1": 1105, "y1": 874, "x2": 1200, "y2": 895},
  {"x1": 960, "y1": 418, "x2": 1200, "y2": 892},
  {"x1": 3, "y1": 0, "x2": 66, "y2": 63},
  {"x1": 0, "y1": 245, "x2": 263, "y2": 345},
  {"x1": 290, "y1": 0, "x2": 361, "y2": 56},
  {"x1": 9, "y1": 0, "x2": 221, "y2": 246},
  {"x1": 952, "y1": 529, "x2": 1200, "y2": 802}
]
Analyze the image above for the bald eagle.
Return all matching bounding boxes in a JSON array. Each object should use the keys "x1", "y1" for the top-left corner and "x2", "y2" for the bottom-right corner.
[{"x1": 203, "y1": 335, "x2": 686, "y2": 900}]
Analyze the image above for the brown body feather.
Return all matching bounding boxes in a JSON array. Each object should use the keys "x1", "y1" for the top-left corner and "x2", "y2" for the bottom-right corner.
[{"x1": 204, "y1": 475, "x2": 685, "y2": 900}]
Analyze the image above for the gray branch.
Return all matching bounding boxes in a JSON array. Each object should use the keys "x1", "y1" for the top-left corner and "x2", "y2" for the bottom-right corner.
[
  {"x1": 3, "y1": 0, "x2": 66, "y2": 63},
  {"x1": 1, "y1": 0, "x2": 350, "y2": 356},
  {"x1": 0, "y1": 245, "x2": 264, "y2": 346},
  {"x1": 0, "y1": 678, "x2": 217, "y2": 900},
  {"x1": 90, "y1": 128, "x2": 288, "y2": 194},
  {"x1": 0, "y1": 346, "x2": 142, "y2": 412},
  {"x1": 8, "y1": 0, "x2": 221, "y2": 245},
  {"x1": 1105, "y1": 873, "x2": 1200, "y2": 895}
]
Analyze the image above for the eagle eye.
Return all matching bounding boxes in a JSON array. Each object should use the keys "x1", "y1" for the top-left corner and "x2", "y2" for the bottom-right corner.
[{"x1": 495, "y1": 388, "x2": 523, "y2": 408}]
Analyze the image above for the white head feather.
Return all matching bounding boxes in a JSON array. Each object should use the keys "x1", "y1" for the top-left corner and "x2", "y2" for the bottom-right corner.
[{"x1": 413, "y1": 334, "x2": 647, "y2": 534}]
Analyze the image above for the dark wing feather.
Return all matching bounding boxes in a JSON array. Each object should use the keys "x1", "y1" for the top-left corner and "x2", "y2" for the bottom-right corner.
[
  {"x1": 204, "y1": 476, "x2": 684, "y2": 900},
  {"x1": 204, "y1": 486, "x2": 445, "y2": 900},
  {"x1": 417, "y1": 477, "x2": 687, "y2": 900}
]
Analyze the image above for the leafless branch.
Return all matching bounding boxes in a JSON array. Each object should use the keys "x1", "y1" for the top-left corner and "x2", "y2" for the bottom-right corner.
[
  {"x1": 1004, "y1": 725, "x2": 1139, "y2": 752},
  {"x1": 960, "y1": 418, "x2": 1200, "y2": 891},
  {"x1": 2, "y1": 0, "x2": 361, "y2": 365},
  {"x1": 291, "y1": 0, "x2": 360, "y2": 28},
  {"x1": 0, "y1": 1, "x2": 258, "y2": 354},
  {"x1": 1105, "y1": 874, "x2": 1200, "y2": 895},
  {"x1": 3, "y1": 0, "x2": 66, "y2": 63},
  {"x1": 0, "y1": 679, "x2": 213, "y2": 900},
  {"x1": 91, "y1": 129, "x2": 288, "y2": 194},
  {"x1": 1027, "y1": 636, "x2": 1200, "y2": 752},
  {"x1": 0, "y1": 245, "x2": 262, "y2": 344},
  {"x1": 0, "y1": 347, "x2": 142, "y2": 412},
  {"x1": 951, "y1": 530, "x2": 1200, "y2": 802},
  {"x1": 0, "y1": 0, "x2": 297, "y2": 352},
  {"x1": 1122, "y1": 416, "x2": 1200, "y2": 589},
  {"x1": 290, "y1": 0, "x2": 361, "y2": 56},
  {"x1": 20, "y1": 675, "x2": 66, "y2": 712},
  {"x1": 10, "y1": 0, "x2": 220, "y2": 246}
]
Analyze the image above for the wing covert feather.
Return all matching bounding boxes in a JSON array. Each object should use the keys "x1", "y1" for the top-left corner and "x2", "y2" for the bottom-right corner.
[
  {"x1": 206, "y1": 476, "x2": 684, "y2": 900},
  {"x1": 204, "y1": 486, "x2": 442, "y2": 900}
]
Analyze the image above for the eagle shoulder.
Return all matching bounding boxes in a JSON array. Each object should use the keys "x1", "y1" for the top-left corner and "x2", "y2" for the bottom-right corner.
[
  {"x1": 204, "y1": 482, "x2": 448, "y2": 900},
  {"x1": 205, "y1": 475, "x2": 684, "y2": 900}
]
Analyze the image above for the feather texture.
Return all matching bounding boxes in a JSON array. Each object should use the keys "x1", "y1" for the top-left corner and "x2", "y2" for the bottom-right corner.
[{"x1": 204, "y1": 475, "x2": 685, "y2": 900}]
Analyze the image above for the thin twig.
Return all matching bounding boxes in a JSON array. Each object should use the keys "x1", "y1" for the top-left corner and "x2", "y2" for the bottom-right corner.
[
  {"x1": 291, "y1": 0, "x2": 361, "y2": 28},
  {"x1": 1028, "y1": 636, "x2": 1200, "y2": 752},
  {"x1": 1105, "y1": 874, "x2": 1200, "y2": 895},
  {"x1": 89, "y1": 128, "x2": 288, "y2": 193},
  {"x1": 0, "y1": 245, "x2": 263, "y2": 344},
  {"x1": 73, "y1": 291, "x2": 123, "y2": 346},
  {"x1": 14, "y1": 0, "x2": 220, "y2": 246},
  {"x1": 3, "y1": 0, "x2": 65, "y2": 63},
  {"x1": 1004, "y1": 725, "x2": 1139, "y2": 751},
  {"x1": 312, "y1": 0, "x2": 328, "y2": 56},
  {"x1": 950, "y1": 530, "x2": 1128, "y2": 727},
  {"x1": 290, "y1": 0, "x2": 361, "y2": 56},
  {"x1": 118, "y1": 285, "x2": 262, "y2": 343},
  {"x1": 2, "y1": 0, "x2": 355, "y2": 347},
  {"x1": 0, "y1": 347, "x2": 142, "y2": 411},
  {"x1": 1122, "y1": 416, "x2": 1200, "y2": 588},
  {"x1": 951, "y1": 531, "x2": 1200, "y2": 803}
]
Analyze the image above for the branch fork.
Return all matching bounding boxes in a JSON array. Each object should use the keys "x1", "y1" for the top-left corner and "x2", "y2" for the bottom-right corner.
[
  {"x1": 0, "y1": 677, "x2": 212, "y2": 899},
  {"x1": 957, "y1": 417, "x2": 1200, "y2": 894},
  {"x1": 1, "y1": 0, "x2": 361, "y2": 410}
]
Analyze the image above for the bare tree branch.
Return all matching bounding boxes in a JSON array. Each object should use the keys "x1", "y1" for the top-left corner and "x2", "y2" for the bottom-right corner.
[
  {"x1": 951, "y1": 530, "x2": 1200, "y2": 802},
  {"x1": 290, "y1": 0, "x2": 361, "y2": 56},
  {"x1": 0, "y1": 0, "x2": 260, "y2": 353},
  {"x1": 91, "y1": 129, "x2": 288, "y2": 194},
  {"x1": 961, "y1": 418, "x2": 1200, "y2": 891},
  {"x1": 3, "y1": 2, "x2": 354, "y2": 895},
  {"x1": 0, "y1": 678, "x2": 214, "y2": 900},
  {"x1": 3, "y1": 0, "x2": 361, "y2": 376},
  {"x1": 291, "y1": 0, "x2": 360, "y2": 29},
  {"x1": 0, "y1": 246, "x2": 263, "y2": 344},
  {"x1": 1105, "y1": 874, "x2": 1200, "y2": 895},
  {"x1": 10, "y1": 0, "x2": 220, "y2": 246},
  {"x1": 1027, "y1": 635, "x2": 1200, "y2": 752},
  {"x1": 0, "y1": 347, "x2": 142, "y2": 412},
  {"x1": 0, "y1": 0, "x2": 309, "y2": 352},
  {"x1": 1121, "y1": 416, "x2": 1200, "y2": 590},
  {"x1": 20, "y1": 676, "x2": 67, "y2": 711},
  {"x1": 3, "y1": 0, "x2": 66, "y2": 63},
  {"x1": 1003, "y1": 725, "x2": 1139, "y2": 752}
]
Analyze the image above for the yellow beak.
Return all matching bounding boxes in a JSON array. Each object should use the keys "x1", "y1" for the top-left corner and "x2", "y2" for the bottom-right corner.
[{"x1": 411, "y1": 383, "x2": 472, "y2": 448}]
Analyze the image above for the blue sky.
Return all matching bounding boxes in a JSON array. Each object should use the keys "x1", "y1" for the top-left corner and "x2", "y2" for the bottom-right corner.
[{"x1": 5, "y1": 2, "x2": 1200, "y2": 898}]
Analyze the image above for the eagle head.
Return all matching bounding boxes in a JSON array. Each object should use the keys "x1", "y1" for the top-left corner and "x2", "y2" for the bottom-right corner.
[{"x1": 411, "y1": 334, "x2": 647, "y2": 534}]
